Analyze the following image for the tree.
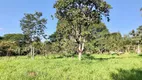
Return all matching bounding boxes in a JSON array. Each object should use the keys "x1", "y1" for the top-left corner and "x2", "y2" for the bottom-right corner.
[
  {"x1": 130, "y1": 26, "x2": 142, "y2": 54},
  {"x1": 0, "y1": 41, "x2": 18, "y2": 56},
  {"x1": 3, "y1": 34, "x2": 24, "y2": 41},
  {"x1": 122, "y1": 35, "x2": 133, "y2": 53},
  {"x1": 54, "y1": 0, "x2": 111, "y2": 60},
  {"x1": 20, "y1": 12, "x2": 47, "y2": 59},
  {"x1": 85, "y1": 23, "x2": 110, "y2": 54},
  {"x1": 105, "y1": 32, "x2": 123, "y2": 53}
]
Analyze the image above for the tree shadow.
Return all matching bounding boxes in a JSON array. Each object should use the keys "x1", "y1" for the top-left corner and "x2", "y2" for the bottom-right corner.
[
  {"x1": 138, "y1": 54, "x2": 142, "y2": 57},
  {"x1": 46, "y1": 53, "x2": 78, "y2": 59},
  {"x1": 111, "y1": 68, "x2": 142, "y2": 80},
  {"x1": 82, "y1": 54, "x2": 115, "y2": 61},
  {"x1": 46, "y1": 53, "x2": 141, "y2": 60},
  {"x1": 83, "y1": 54, "x2": 142, "y2": 61}
]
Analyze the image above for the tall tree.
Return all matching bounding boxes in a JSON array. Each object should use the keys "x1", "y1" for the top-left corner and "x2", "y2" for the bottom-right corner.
[
  {"x1": 54, "y1": 0, "x2": 111, "y2": 60},
  {"x1": 20, "y1": 12, "x2": 47, "y2": 59}
]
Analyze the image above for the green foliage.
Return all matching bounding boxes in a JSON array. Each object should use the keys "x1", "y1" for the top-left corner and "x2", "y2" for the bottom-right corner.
[
  {"x1": 0, "y1": 41, "x2": 18, "y2": 56},
  {"x1": 3, "y1": 34, "x2": 24, "y2": 41},
  {"x1": 48, "y1": 19, "x2": 78, "y2": 54},
  {"x1": 0, "y1": 1, "x2": 141, "y2": 57},
  {"x1": 129, "y1": 26, "x2": 142, "y2": 54},
  {"x1": 20, "y1": 12, "x2": 47, "y2": 58},
  {"x1": 105, "y1": 32, "x2": 123, "y2": 52},
  {"x1": 54, "y1": 0, "x2": 111, "y2": 60},
  {"x1": 85, "y1": 23, "x2": 110, "y2": 53},
  {"x1": 130, "y1": 26, "x2": 142, "y2": 44},
  {"x1": 54, "y1": 0, "x2": 111, "y2": 23},
  {"x1": 20, "y1": 11, "x2": 47, "y2": 43}
]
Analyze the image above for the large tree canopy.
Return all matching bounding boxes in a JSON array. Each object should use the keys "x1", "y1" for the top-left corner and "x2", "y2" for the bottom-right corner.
[
  {"x1": 54, "y1": 0, "x2": 111, "y2": 60},
  {"x1": 54, "y1": 0, "x2": 111, "y2": 22}
]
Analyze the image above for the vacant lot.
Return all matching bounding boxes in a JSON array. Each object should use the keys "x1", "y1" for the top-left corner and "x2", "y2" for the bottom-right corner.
[{"x1": 0, "y1": 54, "x2": 142, "y2": 80}]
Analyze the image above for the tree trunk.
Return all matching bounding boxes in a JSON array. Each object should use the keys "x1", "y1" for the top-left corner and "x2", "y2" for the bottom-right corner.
[
  {"x1": 134, "y1": 45, "x2": 137, "y2": 53},
  {"x1": 32, "y1": 47, "x2": 35, "y2": 59},
  {"x1": 127, "y1": 46, "x2": 130, "y2": 53},
  {"x1": 30, "y1": 45, "x2": 35, "y2": 59},
  {"x1": 137, "y1": 44, "x2": 141, "y2": 54},
  {"x1": 7, "y1": 47, "x2": 11, "y2": 57},
  {"x1": 30, "y1": 45, "x2": 32, "y2": 58},
  {"x1": 78, "y1": 43, "x2": 82, "y2": 61},
  {"x1": 78, "y1": 52, "x2": 82, "y2": 61},
  {"x1": 125, "y1": 46, "x2": 129, "y2": 54},
  {"x1": 78, "y1": 39, "x2": 85, "y2": 61}
]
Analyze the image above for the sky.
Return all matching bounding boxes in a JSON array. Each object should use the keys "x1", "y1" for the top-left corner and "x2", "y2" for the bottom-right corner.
[{"x1": 0, "y1": 0, "x2": 142, "y2": 36}]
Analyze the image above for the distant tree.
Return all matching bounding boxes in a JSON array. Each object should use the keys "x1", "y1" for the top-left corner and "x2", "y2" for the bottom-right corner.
[
  {"x1": 54, "y1": 0, "x2": 111, "y2": 60},
  {"x1": 3, "y1": 34, "x2": 25, "y2": 54},
  {"x1": 3, "y1": 34, "x2": 24, "y2": 41},
  {"x1": 0, "y1": 41, "x2": 18, "y2": 56},
  {"x1": 85, "y1": 23, "x2": 110, "y2": 54},
  {"x1": 122, "y1": 35, "x2": 133, "y2": 53},
  {"x1": 20, "y1": 12, "x2": 47, "y2": 59},
  {"x1": 105, "y1": 32, "x2": 123, "y2": 53},
  {"x1": 130, "y1": 26, "x2": 142, "y2": 54}
]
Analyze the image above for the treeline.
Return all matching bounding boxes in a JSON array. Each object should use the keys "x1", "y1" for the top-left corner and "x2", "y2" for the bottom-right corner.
[
  {"x1": 0, "y1": 25, "x2": 142, "y2": 56},
  {"x1": 0, "y1": 0, "x2": 142, "y2": 60}
]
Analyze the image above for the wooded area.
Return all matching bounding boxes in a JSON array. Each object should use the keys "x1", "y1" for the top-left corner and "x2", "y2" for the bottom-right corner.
[
  {"x1": 1, "y1": 0, "x2": 142, "y2": 80},
  {"x1": 0, "y1": 0, "x2": 142, "y2": 61}
]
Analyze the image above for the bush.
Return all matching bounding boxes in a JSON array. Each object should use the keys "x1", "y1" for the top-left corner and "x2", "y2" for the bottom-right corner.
[{"x1": 0, "y1": 41, "x2": 18, "y2": 56}]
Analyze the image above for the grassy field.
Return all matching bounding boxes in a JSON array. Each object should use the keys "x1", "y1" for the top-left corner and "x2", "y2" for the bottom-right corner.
[{"x1": 0, "y1": 54, "x2": 142, "y2": 80}]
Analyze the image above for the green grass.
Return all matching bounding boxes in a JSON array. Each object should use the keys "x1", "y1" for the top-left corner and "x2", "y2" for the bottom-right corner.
[{"x1": 0, "y1": 54, "x2": 142, "y2": 80}]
